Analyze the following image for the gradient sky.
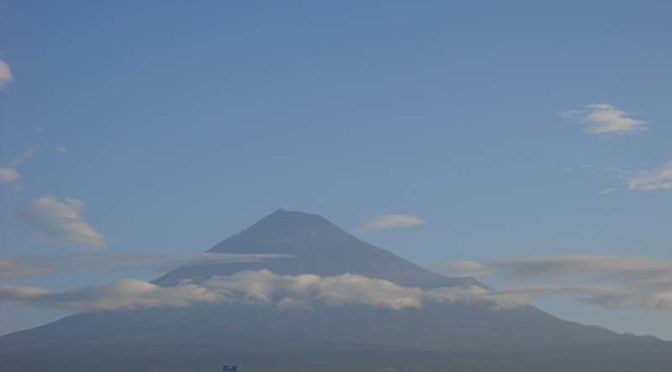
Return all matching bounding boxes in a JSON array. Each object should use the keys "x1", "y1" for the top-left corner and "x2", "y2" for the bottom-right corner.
[{"x1": 1, "y1": 1, "x2": 671, "y2": 338}]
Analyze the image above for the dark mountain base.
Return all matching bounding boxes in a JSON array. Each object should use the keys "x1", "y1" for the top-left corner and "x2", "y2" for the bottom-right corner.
[
  {"x1": 3, "y1": 345, "x2": 672, "y2": 372},
  {"x1": 2, "y1": 303, "x2": 670, "y2": 372}
]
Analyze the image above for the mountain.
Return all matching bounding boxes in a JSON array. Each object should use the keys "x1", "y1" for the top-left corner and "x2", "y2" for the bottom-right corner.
[
  {"x1": 1, "y1": 210, "x2": 671, "y2": 372},
  {"x1": 155, "y1": 209, "x2": 478, "y2": 288}
]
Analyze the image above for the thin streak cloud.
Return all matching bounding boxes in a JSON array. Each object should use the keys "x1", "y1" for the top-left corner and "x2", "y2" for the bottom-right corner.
[
  {"x1": 0, "y1": 253, "x2": 291, "y2": 280},
  {"x1": 434, "y1": 256, "x2": 672, "y2": 310},
  {"x1": 359, "y1": 214, "x2": 426, "y2": 231}
]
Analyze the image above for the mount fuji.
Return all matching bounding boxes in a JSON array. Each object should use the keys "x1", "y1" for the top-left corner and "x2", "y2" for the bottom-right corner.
[{"x1": 1, "y1": 210, "x2": 670, "y2": 371}]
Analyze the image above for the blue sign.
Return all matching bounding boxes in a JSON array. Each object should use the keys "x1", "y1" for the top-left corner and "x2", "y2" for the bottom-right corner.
[{"x1": 223, "y1": 365, "x2": 239, "y2": 371}]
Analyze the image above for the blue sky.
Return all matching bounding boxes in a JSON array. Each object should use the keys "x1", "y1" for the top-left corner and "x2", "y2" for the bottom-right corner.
[{"x1": 1, "y1": 1, "x2": 671, "y2": 338}]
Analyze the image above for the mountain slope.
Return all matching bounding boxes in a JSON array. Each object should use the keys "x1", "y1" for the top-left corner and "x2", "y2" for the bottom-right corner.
[{"x1": 1, "y1": 209, "x2": 671, "y2": 372}]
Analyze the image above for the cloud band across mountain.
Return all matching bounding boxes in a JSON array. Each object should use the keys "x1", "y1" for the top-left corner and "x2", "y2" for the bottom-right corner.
[{"x1": 0, "y1": 270, "x2": 506, "y2": 312}]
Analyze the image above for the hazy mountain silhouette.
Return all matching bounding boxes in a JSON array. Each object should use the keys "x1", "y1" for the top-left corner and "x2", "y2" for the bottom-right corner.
[
  {"x1": 1, "y1": 210, "x2": 670, "y2": 372},
  {"x1": 155, "y1": 209, "x2": 479, "y2": 288}
]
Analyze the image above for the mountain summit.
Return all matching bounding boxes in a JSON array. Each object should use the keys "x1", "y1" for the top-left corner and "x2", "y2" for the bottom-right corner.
[
  {"x1": 2, "y1": 210, "x2": 671, "y2": 372},
  {"x1": 156, "y1": 209, "x2": 477, "y2": 288},
  {"x1": 211, "y1": 209, "x2": 344, "y2": 246},
  {"x1": 209, "y1": 208, "x2": 369, "y2": 255}
]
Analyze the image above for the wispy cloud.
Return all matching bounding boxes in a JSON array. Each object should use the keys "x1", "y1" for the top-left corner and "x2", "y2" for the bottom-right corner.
[
  {"x1": 0, "y1": 146, "x2": 39, "y2": 185},
  {"x1": 24, "y1": 196, "x2": 106, "y2": 249},
  {"x1": 490, "y1": 256, "x2": 672, "y2": 281},
  {"x1": 0, "y1": 253, "x2": 290, "y2": 280},
  {"x1": 600, "y1": 160, "x2": 672, "y2": 193},
  {"x1": 0, "y1": 167, "x2": 21, "y2": 184},
  {"x1": 622, "y1": 160, "x2": 672, "y2": 191},
  {"x1": 8, "y1": 146, "x2": 39, "y2": 168},
  {"x1": 0, "y1": 279, "x2": 218, "y2": 312},
  {"x1": 0, "y1": 257, "x2": 44, "y2": 280},
  {"x1": 0, "y1": 270, "x2": 508, "y2": 312},
  {"x1": 0, "y1": 146, "x2": 69, "y2": 186},
  {"x1": 359, "y1": 214, "x2": 426, "y2": 231},
  {"x1": 435, "y1": 256, "x2": 672, "y2": 310},
  {"x1": 562, "y1": 104, "x2": 646, "y2": 135},
  {"x1": 0, "y1": 58, "x2": 12, "y2": 89}
]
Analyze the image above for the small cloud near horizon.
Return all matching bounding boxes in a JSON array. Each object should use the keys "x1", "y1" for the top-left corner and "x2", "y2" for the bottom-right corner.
[
  {"x1": 562, "y1": 104, "x2": 646, "y2": 135},
  {"x1": 359, "y1": 214, "x2": 426, "y2": 231},
  {"x1": 0, "y1": 58, "x2": 13, "y2": 89}
]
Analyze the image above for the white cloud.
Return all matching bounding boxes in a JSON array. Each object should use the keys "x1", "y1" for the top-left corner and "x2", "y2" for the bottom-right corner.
[
  {"x1": 0, "y1": 58, "x2": 12, "y2": 89},
  {"x1": 359, "y1": 214, "x2": 426, "y2": 231},
  {"x1": 24, "y1": 196, "x2": 106, "y2": 249},
  {"x1": 623, "y1": 160, "x2": 672, "y2": 191},
  {"x1": 563, "y1": 104, "x2": 646, "y2": 135},
  {"x1": 0, "y1": 167, "x2": 21, "y2": 184},
  {"x1": 202, "y1": 270, "x2": 426, "y2": 310},
  {"x1": 0, "y1": 270, "x2": 504, "y2": 312},
  {"x1": 56, "y1": 146, "x2": 69, "y2": 154}
]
